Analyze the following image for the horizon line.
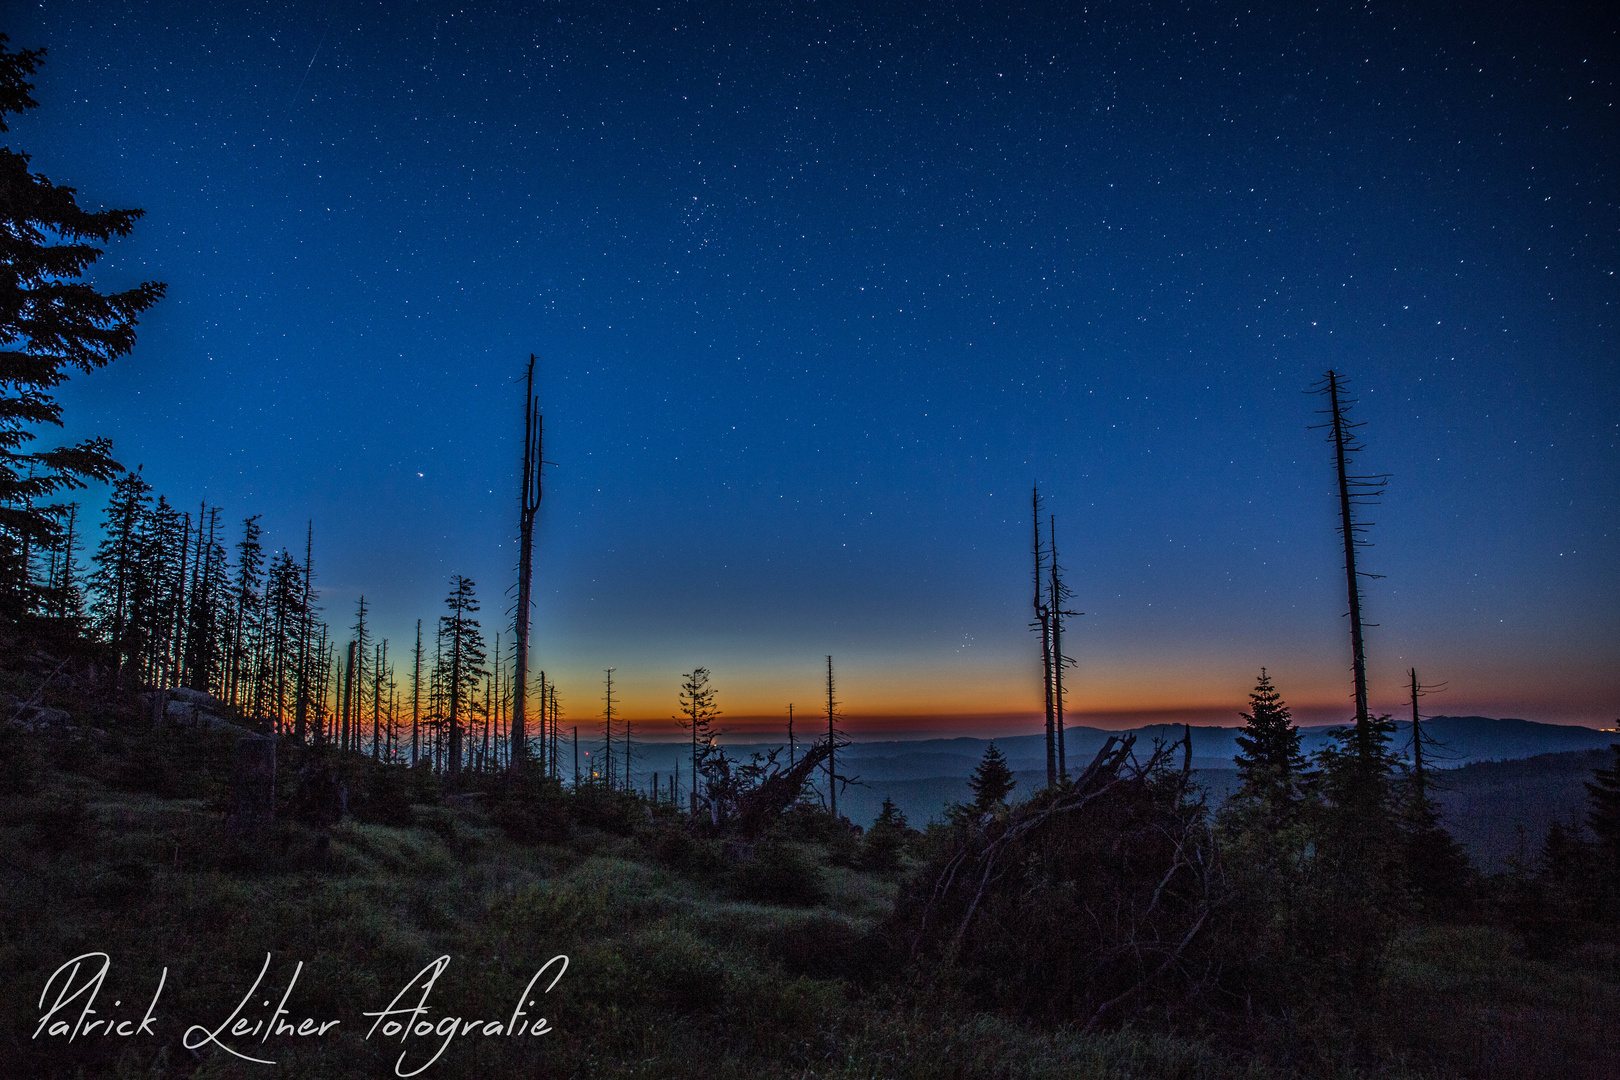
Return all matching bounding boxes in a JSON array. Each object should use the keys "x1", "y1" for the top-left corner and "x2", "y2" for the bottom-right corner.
[{"x1": 584, "y1": 704, "x2": 1611, "y2": 742}]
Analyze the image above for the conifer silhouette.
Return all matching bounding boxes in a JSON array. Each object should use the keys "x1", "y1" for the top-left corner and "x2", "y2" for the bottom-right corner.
[
  {"x1": 0, "y1": 37, "x2": 165, "y2": 611},
  {"x1": 1585, "y1": 741, "x2": 1620, "y2": 909},
  {"x1": 437, "y1": 575, "x2": 487, "y2": 779},
  {"x1": 968, "y1": 741, "x2": 1016, "y2": 811},
  {"x1": 677, "y1": 667, "x2": 719, "y2": 811},
  {"x1": 1232, "y1": 669, "x2": 1306, "y2": 810}
]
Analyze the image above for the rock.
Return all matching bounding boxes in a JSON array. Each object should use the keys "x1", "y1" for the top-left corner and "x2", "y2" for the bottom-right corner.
[
  {"x1": 168, "y1": 687, "x2": 227, "y2": 710},
  {"x1": 8, "y1": 705, "x2": 71, "y2": 732},
  {"x1": 162, "y1": 697, "x2": 251, "y2": 735},
  {"x1": 141, "y1": 689, "x2": 168, "y2": 726}
]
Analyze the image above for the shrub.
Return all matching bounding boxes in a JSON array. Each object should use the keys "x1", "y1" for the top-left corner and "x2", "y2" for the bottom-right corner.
[
  {"x1": 570, "y1": 785, "x2": 641, "y2": 835},
  {"x1": 491, "y1": 791, "x2": 571, "y2": 845},
  {"x1": 27, "y1": 795, "x2": 96, "y2": 852},
  {"x1": 648, "y1": 824, "x2": 723, "y2": 876},
  {"x1": 861, "y1": 797, "x2": 916, "y2": 871},
  {"x1": 889, "y1": 734, "x2": 1219, "y2": 1026},
  {"x1": 88, "y1": 859, "x2": 153, "y2": 905},
  {"x1": 769, "y1": 912, "x2": 871, "y2": 980},
  {"x1": 407, "y1": 759, "x2": 442, "y2": 803},
  {"x1": 733, "y1": 840, "x2": 823, "y2": 906},
  {"x1": 111, "y1": 740, "x2": 186, "y2": 798},
  {"x1": 353, "y1": 763, "x2": 416, "y2": 826},
  {"x1": 0, "y1": 725, "x2": 44, "y2": 795},
  {"x1": 777, "y1": 802, "x2": 854, "y2": 842}
]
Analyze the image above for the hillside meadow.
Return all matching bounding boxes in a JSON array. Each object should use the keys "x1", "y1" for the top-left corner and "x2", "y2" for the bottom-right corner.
[{"x1": 4, "y1": 706, "x2": 1618, "y2": 1079}]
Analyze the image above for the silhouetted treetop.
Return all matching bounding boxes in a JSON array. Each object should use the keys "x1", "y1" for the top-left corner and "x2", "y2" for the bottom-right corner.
[
  {"x1": 1233, "y1": 668, "x2": 1307, "y2": 809},
  {"x1": 969, "y1": 741, "x2": 1016, "y2": 811},
  {"x1": 0, "y1": 37, "x2": 166, "y2": 606}
]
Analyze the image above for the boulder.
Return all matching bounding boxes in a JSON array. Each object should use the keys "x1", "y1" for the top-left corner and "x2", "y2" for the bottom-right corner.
[
  {"x1": 162, "y1": 697, "x2": 251, "y2": 735},
  {"x1": 168, "y1": 686, "x2": 227, "y2": 710},
  {"x1": 8, "y1": 704, "x2": 71, "y2": 732}
]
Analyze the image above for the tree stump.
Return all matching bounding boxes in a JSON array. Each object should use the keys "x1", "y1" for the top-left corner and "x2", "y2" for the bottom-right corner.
[{"x1": 230, "y1": 735, "x2": 277, "y2": 835}]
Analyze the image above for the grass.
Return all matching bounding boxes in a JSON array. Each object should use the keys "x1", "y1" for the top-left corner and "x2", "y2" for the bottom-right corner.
[{"x1": 3, "y1": 716, "x2": 1617, "y2": 1079}]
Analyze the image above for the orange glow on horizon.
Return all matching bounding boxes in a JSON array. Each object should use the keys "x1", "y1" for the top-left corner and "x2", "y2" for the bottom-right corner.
[
  {"x1": 598, "y1": 699, "x2": 1613, "y2": 741},
  {"x1": 528, "y1": 653, "x2": 1615, "y2": 740}
]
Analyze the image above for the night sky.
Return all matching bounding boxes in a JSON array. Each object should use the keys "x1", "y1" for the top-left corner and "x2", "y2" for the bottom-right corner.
[{"x1": 9, "y1": 1, "x2": 1616, "y2": 736}]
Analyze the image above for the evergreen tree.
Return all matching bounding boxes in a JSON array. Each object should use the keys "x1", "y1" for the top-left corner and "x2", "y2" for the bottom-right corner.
[
  {"x1": 181, "y1": 505, "x2": 227, "y2": 693},
  {"x1": 40, "y1": 500, "x2": 84, "y2": 621},
  {"x1": 349, "y1": 595, "x2": 370, "y2": 749},
  {"x1": 436, "y1": 575, "x2": 486, "y2": 779},
  {"x1": 261, "y1": 550, "x2": 304, "y2": 730},
  {"x1": 861, "y1": 796, "x2": 913, "y2": 871},
  {"x1": 291, "y1": 523, "x2": 318, "y2": 743},
  {"x1": 1585, "y1": 742, "x2": 1620, "y2": 912},
  {"x1": 125, "y1": 496, "x2": 169, "y2": 682},
  {"x1": 88, "y1": 468, "x2": 150, "y2": 680},
  {"x1": 677, "y1": 667, "x2": 720, "y2": 812},
  {"x1": 139, "y1": 496, "x2": 188, "y2": 686},
  {"x1": 1396, "y1": 667, "x2": 1472, "y2": 911},
  {"x1": 1398, "y1": 779, "x2": 1474, "y2": 914},
  {"x1": 1310, "y1": 714, "x2": 1406, "y2": 980},
  {"x1": 1537, "y1": 819, "x2": 1596, "y2": 921},
  {"x1": 874, "y1": 796, "x2": 908, "y2": 831},
  {"x1": 968, "y1": 741, "x2": 1016, "y2": 812},
  {"x1": 226, "y1": 516, "x2": 264, "y2": 708},
  {"x1": 0, "y1": 38, "x2": 165, "y2": 611},
  {"x1": 1232, "y1": 668, "x2": 1308, "y2": 811}
]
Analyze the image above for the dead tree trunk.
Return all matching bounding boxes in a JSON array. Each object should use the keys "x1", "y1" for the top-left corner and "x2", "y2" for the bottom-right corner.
[
  {"x1": 732, "y1": 739, "x2": 838, "y2": 839},
  {"x1": 825, "y1": 656, "x2": 840, "y2": 819},
  {"x1": 1317, "y1": 370, "x2": 1386, "y2": 761},
  {"x1": 1033, "y1": 486, "x2": 1055, "y2": 787},
  {"x1": 511, "y1": 354, "x2": 543, "y2": 768}
]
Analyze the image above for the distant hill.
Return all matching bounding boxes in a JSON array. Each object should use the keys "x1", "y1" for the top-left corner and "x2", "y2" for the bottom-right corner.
[
  {"x1": 623, "y1": 719, "x2": 1618, "y2": 848},
  {"x1": 1431, "y1": 749, "x2": 1613, "y2": 871},
  {"x1": 835, "y1": 716, "x2": 1618, "y2": 777}
]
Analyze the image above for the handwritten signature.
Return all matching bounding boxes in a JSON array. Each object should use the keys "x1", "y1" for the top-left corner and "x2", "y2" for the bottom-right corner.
[{"x1": 34, "y1": 951, "x2": 567, "y2": 1076}]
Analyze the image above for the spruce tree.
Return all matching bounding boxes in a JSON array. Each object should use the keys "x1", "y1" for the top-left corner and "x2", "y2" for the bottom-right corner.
[
  {"x1": 349, "y1": 596, "x2": 370, "y2": 748},
  {"x1": 1232, "y1": 668, "x2": 1307, "y2": 810},
  {"x1": 140, "y1": 496, "x2": 187, "y2": 686},
  {"x1": 1397, "y1": 668, "x2": 1473, "y2": 911},
  {"x1": 181, "y1": 506, "x2": 227, "y2": 694},
  {"x1": 226, "y1": 516, "x2": 264, "y2": 708},
  {"x1": 88, "y1": 468, "x2": 151, "y2": 681},
  {"x1": 861, "y1": 796, "x2": 912, "y2": 871},
  {"x1": 436, "y1": 575, "x2": 486, "y2": 779},
  {"x1": 676, "y1": 667, "x2": 719, "y2": 812},
  {"x1": 968, "y1": 741, "x2": 1016, "y2": 811},
  {"x1": 262, "y1": 550, "x2": 304, "y2": 729},
  {"x1": 0, "y1": 38, "x2": 165, "y2": 611},
  {"x1": 42, "y1": 500, "x2": 84, "y2": 622},
  {"x1": 1585, "y1": 742, "x2": 1620, "y2": 912}
]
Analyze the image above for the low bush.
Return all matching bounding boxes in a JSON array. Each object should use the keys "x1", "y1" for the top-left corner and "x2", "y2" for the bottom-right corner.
[
  {"x1": 27, "y1": 794, "x2": 96, "y2": 852},
  {"x1": 734, "y1": 840, "x2": 824, "y2": 906}
]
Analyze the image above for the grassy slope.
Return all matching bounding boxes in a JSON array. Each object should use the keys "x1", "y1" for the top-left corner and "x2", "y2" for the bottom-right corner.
[{"x1": 2, "y1": 721, "x2": 1617, "y2": 1078}]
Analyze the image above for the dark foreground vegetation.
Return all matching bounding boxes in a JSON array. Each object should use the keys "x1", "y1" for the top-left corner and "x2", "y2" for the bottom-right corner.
[{"x1": 4, "y1": 628, "x2": 1618, "y2": 1080}]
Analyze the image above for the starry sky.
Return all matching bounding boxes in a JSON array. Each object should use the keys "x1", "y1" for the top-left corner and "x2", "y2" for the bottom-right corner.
[{"x1": 9, "y1": 1, "x2": 1617, "y2": 736}]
